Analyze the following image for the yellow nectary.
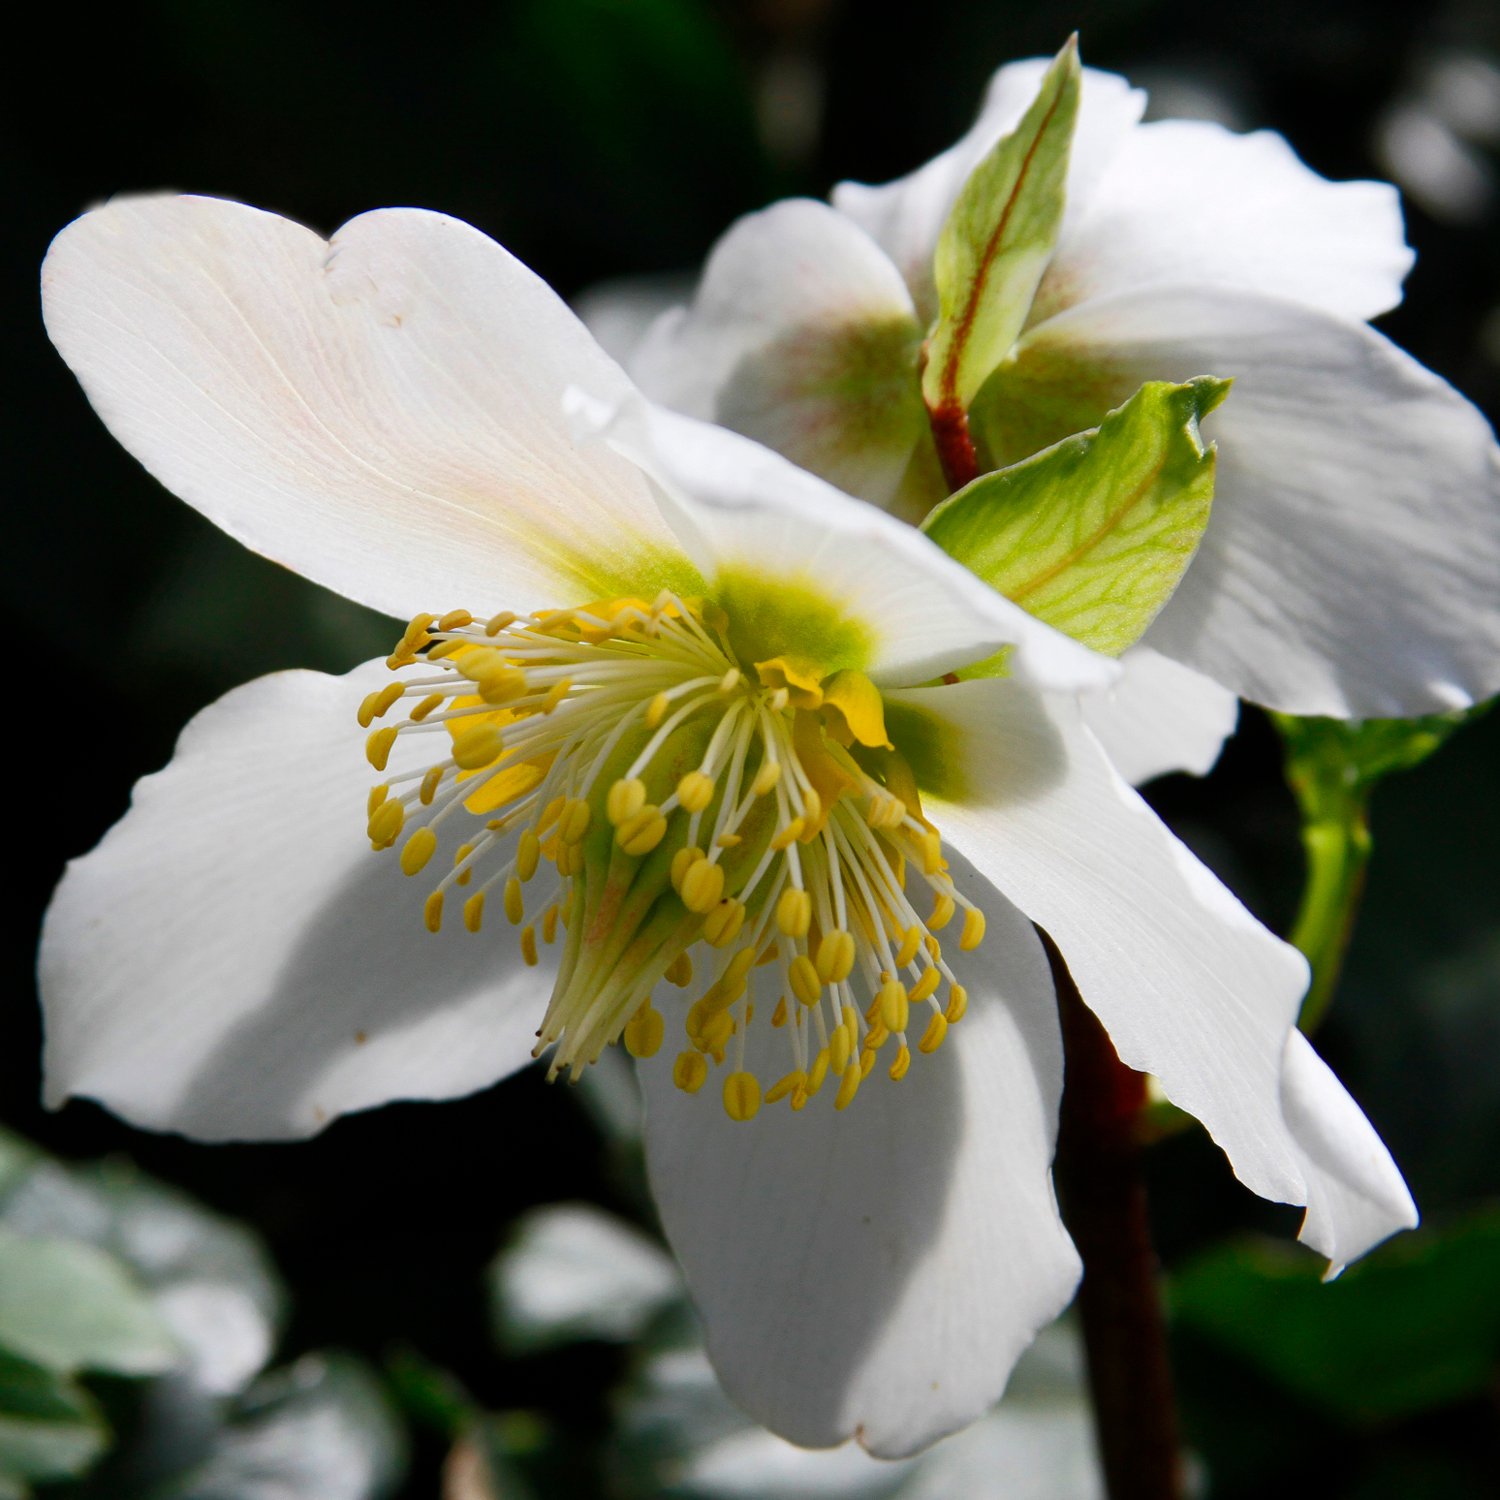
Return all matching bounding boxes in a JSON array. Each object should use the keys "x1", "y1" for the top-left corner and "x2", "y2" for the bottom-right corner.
[{"x1": 359, "y1": 593, "x2": 985, "y2": 1117}]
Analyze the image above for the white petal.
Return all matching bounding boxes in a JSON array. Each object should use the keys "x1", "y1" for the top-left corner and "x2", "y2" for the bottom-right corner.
[
  {"x1": 631, "y1": 199, "x2": 930, "y2": 511},
  {"x1": 568, "y1": 389, "x2": 1117, "y2": 691},
  {"x1": 1034, "y1": 120, "x2": 1412, "y2": 326},
  {"x1": 1280, "y1": 1030, "x2": 1418, "y2": 1272},
  {"x1": 639, "y1": 869, "x2": 1079, "y2": 1457},
  {"x1": 42, "y1": 195, "x2": 679, "y2": 620},
  {"x1": 832, "y1": 60, "x2": 1145, "y2": 321},
  {"x1": 997, "y1": 287, "x2": 1500, "y2": 715},
  {"x1": 1079, "y1": 645, "x2": 1238, "y2": 786},
  {"x1": 894, "y1": 677, "x2": 1334, "y2": 1220},
  {"x1": 39, "y1": 662, "x2": 551, "y2": 1141}
]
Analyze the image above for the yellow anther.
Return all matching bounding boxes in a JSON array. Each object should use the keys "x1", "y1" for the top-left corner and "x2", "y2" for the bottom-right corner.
[
  {"x1": 718, "y1": 667, "x2": 741, "y2": 694},
  {"x1": 722, "y1": 1071, "x2": 761, "y2": 1122},
  {"x1": 541, "y1": 904, "x2": 560, "y2": 946},
  {"x1": 920, "y1": 830, "x2": 944, "y2": 876},
  {"x1": 919, "y1": 1012, "x2": 948, "y2": 1054},
  {"x1": 680, "y1": 771, "x2": 715, "y2": 813},
  {"x1": 410, "y1": 693, "x2": 445, "y2": 723},
  {"x1": 538, "y1": 795, "x2": 565, "y2": 834},
  {"x1": 693, "y1": 1008, "x2": 733, "y2": 1052},
  {"x1": 945, "y1": 985, "x2": 969, "y2": 1024},
  {"x1": 910, "y1": 967, "x2": 941, "y2": 1004},
  {"x1": 623, "y1": 1003, "x2": 665, "y2": 1059},
  {"x1": 702, "y1": 899, "x2": 746, "y2": 948},
  {"x1": 367, "y1": 784, "x2": 389, "y2": 817},
  {"x1": 478, "y1": 668, "x2": 526, "y2": 705},
  {"x1": 924, "y1": 933, "x2": 942, "y2": 961},
  {"x1": 930, "y1": 891, "x2": 956, "y2": 930},
  {"x1": 419, "y1": 765, "x2": 444, "y2": 805},
  {"x1": 894, "y1": 925, "x2": 922, "y2": 968},
  {"x1": 516, "y1": 829, "x2": 541, "y2": 882},
  {"x1": 807, "y1": 1049, "x2": 831, "y2": 1097},
  {"x1": 365, "y1": 726, "x2": 399, "y2": 772},
  {"x1": 438, "y1": 608, "x2": 473, "y2": 631},
  {"x1": 673, "y1": 1051, "x2": 708, "y2": 1094},
  {"x1": 814, "y1": 929, "x2": 856, "y2": 985},
  {"x1": 829, "y1": 1019, "x2": 852, "y2": 1076},
  {"x1": 960, "y1": 907, "x2": 987, "y2": 952},
  {"x1": 401, "y1": 611, "x2": 435, "y2": 648},
  {"x1": 799, "y1": 787, "x2": 823, "y2": 829},
  {"x1": 752, "y1": 759, "x2": 782, "y2": 796},
  {"x1": 463, "y1": 892, "x2": 485, "y2": 932},
  {"x1": 671, "y1": 844, "x2": 705, "y2": 891},
  {"x1": 889, "y1": 1045, "x2": 912, "y2": 1081},
  {"x1": 520, "y1": 926, "x2": 539, "y2": 966},
  {"x1": 452, "y1": 724, "x2": 504, "y2": 770},
  {"x1": 756, "y1": 942, "x2": 780, "y2": 967},
  {"x1": 835, "y1": 1062, "x2": 862, "y2": 1111},
  {"x1": 769, "y1": 688, "x2": 789, "y2": 712},
  {"x1": 542, "y1": 678, "x2": 571, "y2": 713},
  {"x1": 789, "y1": 1088, "x2": 809, "y2": 1112},
  {"x1": 616, "y1": 806, "x2": 668, "y2": 857},
  {"x1": 368, "y1": 798, "x2": 405, "y2": 848},
  {"x1": 860, "y1": 1048, "x2": 877, "y2": 1078},
  {"x1": 776, "y1": 887, "x2": 812, "y2": 939},
  {"x1": 424, "y1": 891, "x2": 445, "y2": 933},
  {"x1": 427, "y1": 638, "x2": 465, "y2": 661},
  {"x1": 504, "y1": 877, "x2": 524, "y2": 925},
  {"x1": 645, "y1": 691, "x2": 671, "y2": 728},
  {"x1": 788, "y1": 954, "x2": 821, "y2": 1007},
  {"x1": 763, "y1": 1070, "x2": 803, "y2": 1106},
  {"x1": 484, "y1": 610, "x2": 517, "y2": 636},
  {"x1": 357, "y1": 682, "x2": 405, "y2": 728},
  {"x1": 865, "y1": 1021, "x2": 889, "y2": 1051},
  {"x1": 771, "y1": 996, "x2": 788, "y2": 1028},
  {"x1": 454, "y1": 646, "x2": 504, "y2": 680},
  {"x1": 400, "y1": 828, "x2": 438, "y2": 876},
  {"x1": 715, "y1": 832, "x2": 742, "y2": 849},
  {"x1": 557, "y1": 840, "x2": 583, "y2": 878},
  {"x1": 770, "y1": 817, "x2": 805, "y2": 851},
  {"x1": 665, "y1": 952, "x2": 694, "y2": 988},
  {"x1": 878, "y1": 979, "x2": 909, "y2": 1033},
  {"x1": 679, "y1": 858, "x2": 725, "y2": 914},
  {"x1": 560, "y1": 799, "x2": 592, "y2": 843},
  {"x1": 607, "y1": 777, "x2": 647, "y2": 826}
]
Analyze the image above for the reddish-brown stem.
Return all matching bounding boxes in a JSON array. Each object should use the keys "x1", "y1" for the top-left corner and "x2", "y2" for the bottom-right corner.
[
  {"x1": 1044, "y1": 931, "x2": 1184, "y2": 1500},
  {"x1": 928, "y1": 402, "x2": 981, "y2": 492}
]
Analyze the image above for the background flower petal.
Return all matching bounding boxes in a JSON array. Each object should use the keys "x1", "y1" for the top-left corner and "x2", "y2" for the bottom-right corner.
[
  {"x1": 42, "y1": 195, "x2": 682, "y2": 622},
  {"x1": 1078, "y1": 645, "x2": 1239, "y2": 786},
  {"x1": 638, "y1": 867, "x2": 1079, "y2": 1457},
  {"x1": 1033, "y1": 120, "x2": 1413, "y2": 326},
  {"x1": 631, "y1": 199, "x2": 933, "y2": 514},
  {"x1": 978, "y1": 286, "x2": 1500, "y2": 716},
  {"x1": 39, "y1": 661, "x2": 551, "y2": 1141}
]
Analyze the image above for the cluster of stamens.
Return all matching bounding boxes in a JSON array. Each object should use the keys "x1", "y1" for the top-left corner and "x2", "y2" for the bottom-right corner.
[{"x1": 359, "y1": 593, "x2": 986, "y2": 1121}]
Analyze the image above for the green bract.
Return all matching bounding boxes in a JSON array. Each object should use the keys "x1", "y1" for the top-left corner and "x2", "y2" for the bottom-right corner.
[
  {"x1": 921, "y1": 378, "x2": 1227, "y2": 656},
  {"x1": 922, "y1": 38, "x2": 1080, "y2": 419}
]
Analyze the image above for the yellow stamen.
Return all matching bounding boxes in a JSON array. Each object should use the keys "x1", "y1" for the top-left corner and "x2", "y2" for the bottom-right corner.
[
  {"x1": 673, "y1": 1051, "x2": 708, "y2": 1094},
  {"x1": 960, "y1": 907, "x2": 986, "y2": 951},
  {"x1": 722, "y1": 1071, "x2": 762, "y2": 1122},
  {"x1": 400, "y1": 828, "x2": 438, "y2": 876},
  {"x1": 623, "y1": 1003, "x2": 665, "y2": 1059}
]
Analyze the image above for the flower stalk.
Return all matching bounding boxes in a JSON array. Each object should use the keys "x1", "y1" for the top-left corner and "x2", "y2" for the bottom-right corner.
[{"x1": 1047, "y1": 930, "x2": 1184, "y2": 1500}]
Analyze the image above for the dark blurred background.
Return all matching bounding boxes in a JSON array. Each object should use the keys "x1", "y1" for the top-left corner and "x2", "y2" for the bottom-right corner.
[{"x1": 5, "y1": 1, "x2": 1500, "y2": 1495}]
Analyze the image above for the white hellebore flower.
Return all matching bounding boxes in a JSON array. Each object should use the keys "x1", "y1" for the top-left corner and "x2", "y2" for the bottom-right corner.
[
  {"x1": 40, "y1": 195, "x2": 1414, "y2": 1457},
  {"x1": 632, "y1": 50, "x2": 1500, "y2": 755}
]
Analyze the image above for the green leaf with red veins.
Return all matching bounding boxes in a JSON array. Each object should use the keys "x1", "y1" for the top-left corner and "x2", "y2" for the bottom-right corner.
[
  {"x1": 921, "y1": 378, "x2": 1228, "y2": 658},
  {"x1": 922, "y1": 38, "x2": 1081, "y2": 421}
]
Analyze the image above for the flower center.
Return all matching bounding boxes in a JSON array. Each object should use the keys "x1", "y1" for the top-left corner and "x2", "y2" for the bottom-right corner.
[{"x1": 359, "y1": 594, "x2": 984, "y2": 1119}]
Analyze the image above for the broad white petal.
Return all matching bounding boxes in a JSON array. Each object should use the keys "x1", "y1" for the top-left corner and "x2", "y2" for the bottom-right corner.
[
  {"x1": 1079, "y1": 646, "x2": 1238, "y2": 786},
  {"x1": 1280, "y1": 1031, "x2": 1418, "y2": 1272},
  {"x1": 39, "y1": 662, "x2": 551, "y2": 1141},
  {"x1": 992, "y1": 287, "x2": 1500, "y2": 715},
  {"x1": 895, "y1": 676, "x2": 1390, "y2": 1246},
  {"x1": 832, "y1": 60, "x2": 1145, "y2": 321},
  {"x1": 569, "y1": 389, "x2": 1117, "y2": 691},
  {"x1": 1034, "y1": 120, "x2": 1412, "y2": 325},
  {"x1": 631, "y1": 199, "x2": 931, "y2": 511},
  {"x1": 42, "y1": 195, "x2": 678, "y2": 620},
  {"x1": 640, "y1": 870, "x2": 1079, "y2": 1457}
]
